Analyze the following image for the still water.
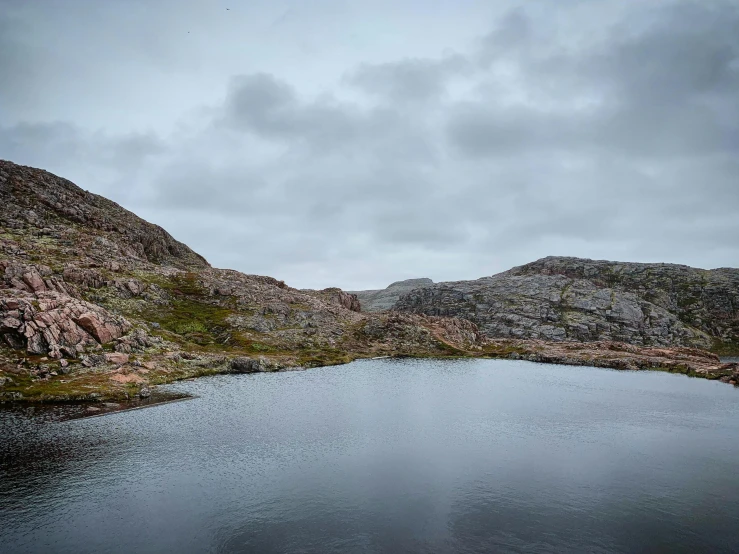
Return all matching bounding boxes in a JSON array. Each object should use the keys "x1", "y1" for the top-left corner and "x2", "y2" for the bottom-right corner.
[{"x1": 2, "y1": 358, "x2": 738, "y2": 553}]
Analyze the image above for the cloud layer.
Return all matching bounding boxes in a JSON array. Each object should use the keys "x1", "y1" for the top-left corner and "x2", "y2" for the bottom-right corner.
[{"x1": 1, "y1": 0, "x2": 737, "y2": 289}]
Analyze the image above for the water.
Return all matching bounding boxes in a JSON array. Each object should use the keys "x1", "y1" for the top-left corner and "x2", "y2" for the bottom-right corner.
[{"x1": 2, "y1": 358, "x2": 738, "y2": 554}]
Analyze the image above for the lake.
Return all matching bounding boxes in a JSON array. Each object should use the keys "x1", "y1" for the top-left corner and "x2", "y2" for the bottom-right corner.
[{"x1": 2, "y1": 358, "x2": 738, "y2": 553}]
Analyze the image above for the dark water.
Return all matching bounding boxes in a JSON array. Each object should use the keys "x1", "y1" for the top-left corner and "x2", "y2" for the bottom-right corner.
[{"x1": 2, "y1": 359, "x2": 739, "y2": 554}]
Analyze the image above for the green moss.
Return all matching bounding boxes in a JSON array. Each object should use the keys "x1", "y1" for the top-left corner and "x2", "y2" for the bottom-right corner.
[
  {"x1": 0, "y1": 372, "x2": 131, "y2": 403},
  {"x1": 711, "y1": 339, "x2": 739, "y2": 357},
  {"x1": 481, "y1": 343, "x2": 529, "y2": 358},
  {"x1": 250, "y1": 342, "x2": 272, "y2": 352},
  {"x1": 646, "y1": 364, "x2": 727, "y2": 381},
  {"x1": 295, "y1": 349, "x2": 355, "y2": 368},
  {"x1": 131, "y1": 272, "x2": 240, "y2": 348},
  {"x1": 434, "y1": 340, "x2": 466, "y2": 355},
  {"x1": 171, "y1": 320, "x2": 209, "y2": 334}
]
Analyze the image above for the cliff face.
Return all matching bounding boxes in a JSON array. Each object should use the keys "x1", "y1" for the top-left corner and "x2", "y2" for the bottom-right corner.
[
  {"x1": 350, "y1": 278, "x2": 434, "y2": 312},
  {"x1": 393, "y1": 257, "x2": 739, "y2": 353}
]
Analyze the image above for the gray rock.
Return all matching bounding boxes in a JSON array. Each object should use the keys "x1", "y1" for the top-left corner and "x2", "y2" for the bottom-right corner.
[
  {"x1": 393, "y1": 256, "x2": 739, "y2": 350},
  {"x1": 230, "y1": 356, "x2": 267, "y2": 373},
  {"x1": 81, "y1": 354, "x2": 107, "y2": 367},
  {"x1": 349, "y1": 278, "x2": 434, "y2": 312}
]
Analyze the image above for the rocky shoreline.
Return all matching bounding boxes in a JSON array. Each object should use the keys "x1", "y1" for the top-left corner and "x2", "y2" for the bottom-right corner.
[{"x1": 2, "y1": 336, "x2": 737, "y2": 404}]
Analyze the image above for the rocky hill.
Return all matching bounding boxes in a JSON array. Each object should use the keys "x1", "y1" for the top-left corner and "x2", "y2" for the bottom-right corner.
[
  {"x1": 393, "y1": 256, "x2": 739, "y2": 354},
  {"x1": 0, "y1": 161, "x2": 486, "y2": 402},
  {"x1": 1, "y1": 161, "x2": 736, "y2": 402},
  {"x1": 350, "y1": 278, "x2": 434, "y2": 312}
]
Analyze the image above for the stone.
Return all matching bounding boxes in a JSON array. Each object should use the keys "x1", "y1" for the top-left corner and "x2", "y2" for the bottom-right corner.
[
  {"x1": 21, "y1": 271, "x2": 46, "y2": 292},
  {"x1": 114, "y1": 343, "x2": 133, "y2": 353},
  {"x1": 230, "y1": 356, "x2": 267, "y2": 373},
  {"x1": 105, "y1": 352, "x2": 129, "y2": 365},
  {"x1": 1, "y1": 316, "x2": 22, "y2": 330},
  {"x1": 301, "y1": 288, "x2": 362, "y2": 312},
  {"x1": 81, "y1": 354, "x2": 106, "y2": 367},
  {"x1": 62, "y1": 267, "x2": 105, "y2": 289},
  {"x1": 72, "y1": 311, "x2": 129, "y2": 344}
]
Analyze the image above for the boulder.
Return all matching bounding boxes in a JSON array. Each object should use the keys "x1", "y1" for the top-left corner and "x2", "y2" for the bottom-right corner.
[
  {"x1": 230, "y1": 356, "x2": 269, "y2": 373},
  {"x1": 105, "y1": 352, "x2": 130, "y2": 365}
]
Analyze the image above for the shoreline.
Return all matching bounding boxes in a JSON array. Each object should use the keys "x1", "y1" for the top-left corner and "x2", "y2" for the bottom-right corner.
[{"x1": 2, "y1": 339, "x2": 738, "y2": 406}]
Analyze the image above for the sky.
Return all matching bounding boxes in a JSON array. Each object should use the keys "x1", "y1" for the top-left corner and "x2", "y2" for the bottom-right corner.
[{"x1": 1, "y1": 0, "x2": 737, "y2": 290}]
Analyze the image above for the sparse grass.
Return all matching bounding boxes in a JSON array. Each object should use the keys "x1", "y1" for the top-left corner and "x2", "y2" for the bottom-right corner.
[
  {"x1": 250, "y1": 342, "x2": 272, "y2": 352},
  {"x1": 0, "y1": 371, "x2": 131, "y2": 402},
  {"x1": 712, "y1": 339, "x2": 739, "y2": 357},
  {"x1": 481, "y1": 343, "x2": 529, "y2": 358},
  {"x1": 134, "y1": 272, "x2": 247, "y2": 348}
]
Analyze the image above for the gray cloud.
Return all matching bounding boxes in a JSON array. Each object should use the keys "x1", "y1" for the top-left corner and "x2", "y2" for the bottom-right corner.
[
  {"x1": 450, "y1": 1, "x2": 739, "y2": 159},
  {"x1": 0, "y1": 121, "x2": 167, "y2": 205},
  {"x1": 346, "y1": 54, "x2": 472, "y2": 102},
  {"x1": 1, "y1": 0, "x2": 737, "y2": 289}
]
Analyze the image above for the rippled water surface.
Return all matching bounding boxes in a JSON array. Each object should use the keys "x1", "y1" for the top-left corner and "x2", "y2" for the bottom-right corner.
[{"x1": 2, "y1": 359, "x2": 739, "y2": 553}]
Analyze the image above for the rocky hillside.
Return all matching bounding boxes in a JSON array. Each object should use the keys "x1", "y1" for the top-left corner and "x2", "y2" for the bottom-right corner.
[
  {"x1": 0, "y1": 161, "x2": 486, "y2": 402},
  {"x1": 393, "y1": 256, "x2": 739, "y2": 354},
  {"x1": 1, "y1": 161, "x2": 736, "y2": 403},
  {"x1": 1, "y1": 161, "x2": 208, "y2": 268},
  {"x1": 350, "y1": 278, "x2": 434, "y2": 312}
]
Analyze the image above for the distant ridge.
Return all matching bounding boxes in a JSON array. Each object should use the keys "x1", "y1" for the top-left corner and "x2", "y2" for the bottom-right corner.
[{"x1": 349, "y1": 278, "x2": 434, "y2": 312}]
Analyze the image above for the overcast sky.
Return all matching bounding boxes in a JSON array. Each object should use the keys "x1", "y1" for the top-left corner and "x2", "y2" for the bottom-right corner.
[{"x1": 1, "y1": 0, "x2": 737, "y2": 290}]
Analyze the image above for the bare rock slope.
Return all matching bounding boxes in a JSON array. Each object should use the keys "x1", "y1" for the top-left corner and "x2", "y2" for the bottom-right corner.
[{"x1": 393, "y1": 257, "x2": 739, "y2": 353}]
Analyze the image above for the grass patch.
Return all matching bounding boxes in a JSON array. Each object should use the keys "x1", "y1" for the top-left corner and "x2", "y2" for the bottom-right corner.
[
  {"x1": 0, "y1": 372, "x2": 131, "y2": 402},
  {"x1": 711, "y1": 339, "x2": 739, "y2": 357},
  {"x1": 481, "y1": 343, "x2": 529, "y2": 358}
]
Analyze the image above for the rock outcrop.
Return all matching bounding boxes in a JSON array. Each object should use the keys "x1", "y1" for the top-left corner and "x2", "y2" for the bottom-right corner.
[
  {"x1": 302, "y1": 287, "x2": 362, "y2": 312},
  {"x1": 0, "y1": 289, "x2": 131, "y2": 357},
  {"x1": 350, "y1": 278, "x2": 434, "y2": 312},
  {"x1": 393, "y1": 257, "x2": 739, "y2": 352}
]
